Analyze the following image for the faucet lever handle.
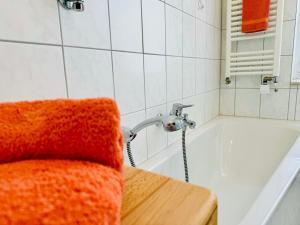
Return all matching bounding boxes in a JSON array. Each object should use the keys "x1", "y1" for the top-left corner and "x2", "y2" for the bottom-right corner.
[{"x1": 171, "y1": 103, "x2": 194, "y2": 116}]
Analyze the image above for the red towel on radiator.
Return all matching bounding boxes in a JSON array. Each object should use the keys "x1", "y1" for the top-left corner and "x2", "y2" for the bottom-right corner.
[{"x1": 242, "y1": 0, "x2": 271, "y2": 33}]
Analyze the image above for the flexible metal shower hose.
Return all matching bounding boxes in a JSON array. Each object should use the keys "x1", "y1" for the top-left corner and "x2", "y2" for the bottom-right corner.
[
  {"x1": 182, "y1": 129, "x2": 189, "y2": 183},
  {"x1": 126, "y1": 142, "x2": 136, "y2": 167},
  {"x1": 126, "y1": 130, "x2": 189, "y2": 183}
]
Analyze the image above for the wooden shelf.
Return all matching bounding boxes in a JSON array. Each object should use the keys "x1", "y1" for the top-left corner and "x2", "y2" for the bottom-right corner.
[{"x1": 122, "y1": 167, "x2": 218, "y2": 225}]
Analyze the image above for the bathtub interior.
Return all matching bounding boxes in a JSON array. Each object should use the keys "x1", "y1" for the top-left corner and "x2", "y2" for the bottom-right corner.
[{"x1": 149, "y1": 118, "x2": 300, "y2": 225}]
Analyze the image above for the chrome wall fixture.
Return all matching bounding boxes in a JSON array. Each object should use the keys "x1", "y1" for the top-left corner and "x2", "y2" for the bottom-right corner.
[{"x1": 58, "y1": 0, "x2": 85, "y2": 11}]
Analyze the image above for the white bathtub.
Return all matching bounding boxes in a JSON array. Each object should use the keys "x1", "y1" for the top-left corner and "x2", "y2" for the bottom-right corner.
[{"x1": 139, "y1": 117, "x2": 300, "y2": 225}]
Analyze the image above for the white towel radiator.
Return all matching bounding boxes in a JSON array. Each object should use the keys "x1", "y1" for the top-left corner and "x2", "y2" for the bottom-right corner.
[{"x1": 225, "y1": 0, "x2": 285, "y2": 84}]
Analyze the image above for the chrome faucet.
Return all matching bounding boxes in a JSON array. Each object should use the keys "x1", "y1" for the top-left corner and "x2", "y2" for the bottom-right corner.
[
  {"x1": 58, "y1": 0, "x2": 85, "y2": 11},
  {"x1": 122, "y1": 103, "x2": 196, "y2": 143},
  {"x1": 262, "y1": 76, "x2": 278, "y2": 92}
]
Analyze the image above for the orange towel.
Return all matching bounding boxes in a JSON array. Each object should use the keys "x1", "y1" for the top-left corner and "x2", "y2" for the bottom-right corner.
[
  {"x1": 0, "y1": 160, "x2": 123, "y2": 225},
  {"x1": 242, "y1": 0, "x2": 271, "y2": 33},
  {"x1": 0, "y1": 98, "x2": 124, "y2": 172}
]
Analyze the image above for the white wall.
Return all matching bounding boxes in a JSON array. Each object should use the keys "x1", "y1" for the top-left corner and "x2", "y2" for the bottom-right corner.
[
  {"x1": 0, "y1": 0, "x2": 221, "y2": 166},
  {"x1": 220, "y1": 0, "x2": 299, "y2": 120}
]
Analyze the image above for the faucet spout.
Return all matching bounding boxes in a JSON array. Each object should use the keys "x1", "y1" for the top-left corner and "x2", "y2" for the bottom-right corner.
[{"x1": 122, "y1": 115, "x2": 163, "y2": 143}]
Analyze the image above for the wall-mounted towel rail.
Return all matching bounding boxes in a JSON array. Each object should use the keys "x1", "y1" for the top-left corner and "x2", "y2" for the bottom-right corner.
[{"x1": 225, "y1": 0, "x2": 285, "y2": 84}]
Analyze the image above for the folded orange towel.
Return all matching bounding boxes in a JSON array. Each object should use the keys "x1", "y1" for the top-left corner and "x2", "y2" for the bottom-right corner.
[
  {"x1": 0, "y1": 160, "x2": 123, "y2": 225},
  {"x1": 0, "y1": 98, "x2": 123, "y2": 172},
  {"x1": 242, "y1": 0, "x2": 271, "y2": 33}
]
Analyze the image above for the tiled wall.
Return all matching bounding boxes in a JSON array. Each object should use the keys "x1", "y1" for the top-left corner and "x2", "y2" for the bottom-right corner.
[
  {"x1": 220, "y1": 0, "x2": 299, "y2": 120},
  {"x1": 0, "y1": 0, "x2": 221, "y2": 165}
]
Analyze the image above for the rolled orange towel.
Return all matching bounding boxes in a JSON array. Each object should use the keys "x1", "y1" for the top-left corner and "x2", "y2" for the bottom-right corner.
[
  {"x1": 0, "y1": 98, "x2": 123, "y2": 172},
  {"x1": 0, "y1": 160, "x2": 123, "y2": 225},
  {"x1": 242, "y1": 0, "x2": 271, "y2": 33}
]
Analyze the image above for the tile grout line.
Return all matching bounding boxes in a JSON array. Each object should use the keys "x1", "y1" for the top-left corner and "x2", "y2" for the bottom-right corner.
[
  {"x1": 218, "y1": 2, "x2": 223, "y2": 116},
  {"x1": 259, "y1": 37, "x2": 266, "y2": 118},
  {"x1": 193, "y1": 12, "x2": 197, "y2": 98},
  {"x1": 0, "y1": 38, "x2": 62, "y2": 47},
  {"x1": 233, "y1": 42, "x2": 238, "y2": 116},
  {"x1": 163, "y1": 0, "x2": 221, "y2": 30},
  {"x1": 294, "y1": 88, "x2": 299, "y2": 120},
  {"x1": 140, "y1": 0, "x2": 149, "y2": 159},
  {"x1": 181, "y1": 0, "x2": 184, "y2": 102},
  {"x1": 164, "y1": 1, "x2": 170, "y2": 146},
  {"x1": 0, "y1": 38, "x2": 222, "y2": 60},
  {"x1": 106, "y1": 0, "x2": 116, "y2": 100},
  {"x1": 293, "y1": 1, "x2": 300, "y2": 121},
  {"x1": 57, "y1": 2, "x2": 69, "y2": 98},
  {"x1": 287, "y1": 87, "x2": 292, "y2": 120},
  {"x1": 121, "y1": 87, "x2": 219, "y2": 117}
]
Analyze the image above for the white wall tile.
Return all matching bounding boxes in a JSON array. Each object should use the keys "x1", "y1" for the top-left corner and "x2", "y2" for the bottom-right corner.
[
  {"x1": 236, "y1": 76, "x2": 261, "y2": 89},
  {"x1": 206, "y1": 25, "x2": 215, "y2": 59},
  {"x1": 196, "y1": 20, "x2": 208, "y2": 58},
  {"x1": 110, "y1": 0, "x2": 143, "y2": 52},
  {"x1": 166, "y1": 0, "x2": 182, "y2": 9},
  {"x1": 212, "y1": 28, "x2": 221, "y2": 59},
  {"x1": 183, "y1": 14, "x2": 196, "y2": 57},
  {"x1": 206, "y1": 26, "x2": 221, "y2": 59},
  {"x1": 144, "y1": 55, "x2": 167, "y2": 108},
  {"x1": 166, "y1": 5, "x2": 183, "y2": 56},
  {"x1": 195, "y1": 94, "x2": 206, "y2": 125},
  {"x1": 288, "y1": 89, "x2": 297, "y2": 120},
  {"x1": 202, "y1": 90, "x2": 219, "y2": 122},
  {"x1": 64, "y1": 47, "x2": 114, "y2": 99},
  {"x1": 167, "y1": 56, "x2": 183, "y2": 101},
  {"x1": 142, "y1": 0, "x2": 166, "y2": 54},
  {"x1": 60, "y1": 0, "x2": 110, "y2": 49},
  {"x1": 277, "y1": 56, "x2": 292, "y2": 88},
  {"x1": 196, "y1": 0, "x2": 207, "y2": 21},
  {"x1": 113, "y1": 52, "x2": 145, "y2": 114},
  {"x1": 281, "y1": 20, "x2": 296, "y2": 55},
  {"x1": 0, "y1": 0, "x2": 61, "y2": 44},
  {"x1": 183, "y1": 0, "x2": 196, "y2": 16},
  {"x1": 235, "y1": 89, "x2": 260, "y2": 117},
  {"x1": 221, "y1": 0, "x2": 227, "y2": 29},
  {"x1": 220, "y1": 88, "x2": 235, "y2": 115},
  {"x1": 146, "y1": 104, "x2": 168, "y2": 157},
  {"x1": 183, "y1": 58, "x2": 196, "y2": 97},
  {"x1": 207, "y1": 0, "x2": 221, "y2": 27},
  {"x1": 295, "y1": 90, "x2": 300, "y2": 120},
  {"x1": 261, "y1": 89, "x2": 290, "y2": 120},
  {"x1": 0, "y1": 42, "x2": 67, "y2": 101},
  {"x1": 284, "y1": 0, "x2": 298, "y2": 21},
  {"x1": 122, "y1": 110, "x2": 148, "y2": 165},
  {"x1": 221, "y1": 29, "x2": 226, "y2": 60},
  {"x1": 207, "y1": 60, "x2": 220, "y2": 91},
  {"x1": 195, "y1": 58, "x2": 207, "y2": 94},
  {"x1": 212, "y1": 89, "x2": 220, "y2": 117}
]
